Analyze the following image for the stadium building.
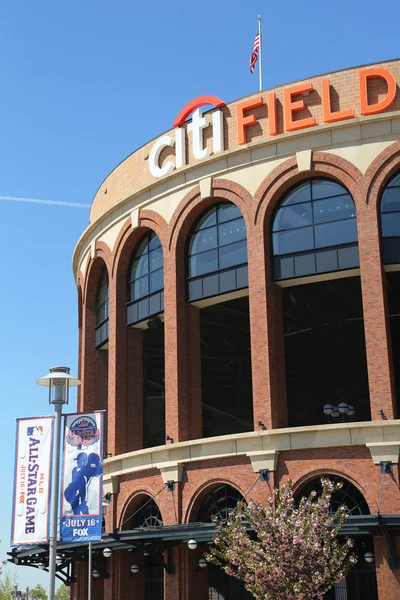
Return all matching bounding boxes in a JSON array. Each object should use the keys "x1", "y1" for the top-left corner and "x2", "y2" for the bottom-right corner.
[{"x1": 10, "y1": 59, "x2": 400, "y2": 599}]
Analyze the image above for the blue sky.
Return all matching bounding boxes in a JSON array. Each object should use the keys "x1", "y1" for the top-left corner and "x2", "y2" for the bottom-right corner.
[{"x1": 1, "y1": 0, "x2": 399, "y2": 591}]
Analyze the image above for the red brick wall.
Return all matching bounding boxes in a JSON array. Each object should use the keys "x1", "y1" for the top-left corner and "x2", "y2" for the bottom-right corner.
[{"x1": 77, "y1": 137, "x2": 400, "y2": 600}]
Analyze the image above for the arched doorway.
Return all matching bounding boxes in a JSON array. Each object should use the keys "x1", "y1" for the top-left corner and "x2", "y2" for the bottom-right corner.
[
  {"x1": 297, "y1": 476, "x2": 378, "y2": 600},
  {"x1": 192, "y1": 484, "x2": 252, "y2": 600},
  {"x1": 122, "y1": 495, "x2": 164, "y2": 600}
]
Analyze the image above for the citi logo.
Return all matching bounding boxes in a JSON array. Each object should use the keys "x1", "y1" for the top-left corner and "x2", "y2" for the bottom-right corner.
[{"x1": 149, "y1": 95, "x2": 226, "y2": 178}]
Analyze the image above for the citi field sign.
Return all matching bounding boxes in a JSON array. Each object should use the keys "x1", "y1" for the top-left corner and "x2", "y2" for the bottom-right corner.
[{"x1": 149, "y1": 67, "x2": 398, "y2": 178}]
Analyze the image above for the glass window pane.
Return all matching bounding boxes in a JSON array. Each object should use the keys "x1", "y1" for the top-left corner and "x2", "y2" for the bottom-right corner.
[
  {"x1": 149, "y1": 293, "x2": 161, "y2": 315},
  {"x1": 96, "y1": 302, "x2": 107, "y2": 325},
  {"x1": 138, "y1": 298, "x2": 149, "y2": 321},
  {"x1": 188, "y1": 278, "x2": 203, "y2": 301},
  {"x1": 236, "y1": 265, "x2": 249, "y2": 288},
  {"x1": 313, "y1": 195, "x2": 356, "y2": 224},
  {"x1": 338, "y1": 245, "x2": 359, "y2": 270},
  {"x1": 282, "y1": 182, "x2": 311, "y2": 206},
  {"x1": 194, "y1": 207, "x2": 217, "y2": 231},
  {"x1": 130, "y1": 254, "x2": 149, "y2": 281},
  {"x1": 188, "y1": 227, "x2": 218, "y2": 255},
  {"x1": 150, "y1": 269, "x2": 163, "y2": 293},
  {"x1": 219, "y1": 240, "x2": 247, "y2": 269},
  {"x1": 388, "y1": 173, "x2": 400, "y2": 188},
  {"x1": 312, "y1": 180, "x2": 347, "y2": 200},
  {"x1": 218, "y1": 203, "x2": 242, "y2": 223},
  {"x1": 218, "y1": 218, "x2": 247, "y2": 246},
  {"x1": 203, "y1": 273, "x2": 219, "y2": 297},
  {"x1": 273, "y1": 203, "x2": 312, "y2": 232},
  {"x1": 219, "y1": 269, "x2": 236, "y2": 293},
  {"x1": 149, "y1": 247, "x2": 163, "y2": 271},
  {"x1": 272, "y1": 227, "x2": 314, "y2": 255},
  {"x1": 135, "y1": 237, "x2": 149, "y2": 258},
  {"x1": 149, "y1": 233, "x2": 161, "y2": 251},
  {"x1": 132, "y1": 275, "x2": 149, "y2": 300},
  {"x1": 294, "y1": 252, "x2": 316, "y2": 277},
  {"x1": 381, "y1": 212, "x2": 400, "y2": 237},
  {"x1": 188, "y1": 249, "x2": 218, "y2": 277},
  {"x1": 314, "y1": 219, "x2": 358, "y2": 248},
  {"x1": 381, "y1": 188, "x2": 400, "y2": 213},
  {"x1": 273, "y1": 255, "x2": 294, "y2": 280}
]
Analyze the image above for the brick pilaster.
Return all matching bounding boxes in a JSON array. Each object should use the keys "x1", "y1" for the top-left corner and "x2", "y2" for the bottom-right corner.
[{"x1": 357, "y1": 201, "x2": 396, "y2": 419}]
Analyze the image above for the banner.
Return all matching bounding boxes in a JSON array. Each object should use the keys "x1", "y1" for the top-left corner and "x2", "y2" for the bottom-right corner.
[
  {"x1": 60, "y1": 411, "x2": 104, "y2": 542},
  {"x1": 11, "y1": 416, "x2": 53, "y2": 546}
]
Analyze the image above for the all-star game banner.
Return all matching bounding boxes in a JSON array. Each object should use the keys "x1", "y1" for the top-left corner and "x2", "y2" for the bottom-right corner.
[
  {"x1": 11, "y1": 416, "x2": 53, "y2": 546},
  {"x1": 60, "y1": 411, "x2": 104, "y2": 542}
]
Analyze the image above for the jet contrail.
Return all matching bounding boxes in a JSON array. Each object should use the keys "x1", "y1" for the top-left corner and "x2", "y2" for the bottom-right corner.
[{"x1": 0, "y1": 195, "x2": 90, "y2": 208}]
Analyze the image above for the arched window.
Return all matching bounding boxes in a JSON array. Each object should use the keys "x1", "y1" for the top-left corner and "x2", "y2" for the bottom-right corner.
[
  {"x1": 272, "y1": 179, "x2": 359, "y2": 281},
  {"x1": 197, "y1": 484, "x2": 243, "y2": 523},
  {"x1": 95, "y1": 266, "x2": 109, "y2": 348},
  {"x1": 187, "y1": 203, "x2": 248, "y2": 301},
  {"x1": 131, "y1": 498, "x2": 163, "y2": 529},
  {"x1": 298, "y1": 476, "x2": 370, "y2": 516},
  {"x1": 380, "y1": 172, "x2": 400, "y2": 264},
  {"x1": 127, "y1": 232, "x2": 164, "y2": 325}
]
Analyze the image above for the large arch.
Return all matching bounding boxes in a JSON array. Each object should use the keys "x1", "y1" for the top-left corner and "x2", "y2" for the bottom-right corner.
[
  {"x1": 119, "y1": 490, "x2": 165, "y2": 531},
  {"x1": 162, "y1": 180, "x2": 255, "y2": 442},
  {"x1": 108, "y1": 214, "x2": 168, "y2": 453},
  {"x1": 185, "y1": 478, "x2": 246, "y2": 524},
  {"x1": 170, "y1": 182, "x2": 254, "y2": 439}
]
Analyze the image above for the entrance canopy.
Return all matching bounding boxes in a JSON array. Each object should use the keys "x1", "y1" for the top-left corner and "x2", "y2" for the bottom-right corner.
[{"x1": 8, "y1": 515, "x2": 400, "y2": 585}]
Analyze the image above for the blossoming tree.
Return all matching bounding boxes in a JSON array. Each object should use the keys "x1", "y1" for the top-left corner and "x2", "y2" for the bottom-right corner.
[{"x1": 207, "y1": 479, "x2": 357, "y2": 599}]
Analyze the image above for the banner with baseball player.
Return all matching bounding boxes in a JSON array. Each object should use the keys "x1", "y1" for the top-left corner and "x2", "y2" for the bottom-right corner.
[
  {"x1": 60, "y1": 411, "x2": 104, "y2": 542},
  {"x1": 11, "y1": 416, "x2": 53, "y2": 546}
]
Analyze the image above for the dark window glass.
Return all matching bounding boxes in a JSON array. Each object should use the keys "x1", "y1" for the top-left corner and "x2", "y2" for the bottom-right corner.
[
  {"x1": 127, "y1": 232, "x2": 164, "y2": 324},
  {"x1": 218, "y1": 203, "x2": 242, "y2": 222},
  {"x1": 187, "y1": 203, "x2": 248, "y2": 301},
  {"x1": 219, "y1": 240, "x2": 247, "y2": 269},
  {"x1": 133, "y1": 276, "x2": 149, "y2": 300},
  {"x1": 149, "y1": 247, "x2": 163, "y2": 271},
  {"x1": 313, "y1": 194, "x2": 355, "y2": 224},
  {"x1": 150, "y1": 270, "x2": 163, "y2": 293},
  {"x1": 188, "y1": 227, "x2": 218, "y2": 255},
  {"x1": 380, "y1": 187, "x2": 400, "y2": 213},
  {"x1": 218, "y1": 219, "x2": 247, "y2": 246},
  {"x1": 312, "y1": 180, "x2": 347, "y2": 200},
  {"x1": 282, "y1": 181, "x2": 311, "y2": 205},
  {"x1": 188, "y1": 249, "x2": 218, "y2": 277},
  {"x1": 314, "y1": 218, "x2": 358, "y2": 248},
  {"x1": 272, "y1": 178, "x2": 358, "y2": 280},
  {"x1": 194, "y1": 207, "x2": 217, "y2": 231},
  {"x1": 273, "y1": 203, "x2": 312, "y2": 231},
  {"x1": 272, "y1": 227, "x2": 314, "y2": 255},
  {"x1": 95, "y1": 266, "x2": 109, "y2": 347},
  {"x1": 382, "y1": 211, "x2": 400, "y2": 238},
  {"x1": 130, "y1": 255, "x2": 149, "y2": 280},
  {"x1": 380, "y1": 172, "x2": 400, "y2": 266},
  {"x1": 95, "y1": 267, "x2": 109, "y2": 326}
]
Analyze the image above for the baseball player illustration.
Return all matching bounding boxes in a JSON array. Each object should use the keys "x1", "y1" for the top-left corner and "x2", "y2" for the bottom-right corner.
[{"x1": 64, "y1": 452, "x2": 102, "y2": 515}]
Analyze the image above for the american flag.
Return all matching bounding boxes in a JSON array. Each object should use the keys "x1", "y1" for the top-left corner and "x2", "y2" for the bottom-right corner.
[{"x1": 249, "y1": 33, "x2": 260, "y2": 74}]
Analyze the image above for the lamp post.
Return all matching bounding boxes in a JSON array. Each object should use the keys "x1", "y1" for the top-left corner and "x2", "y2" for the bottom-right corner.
[{"x1": 36, "y1": 366, "x2": 81, "y2": 600}]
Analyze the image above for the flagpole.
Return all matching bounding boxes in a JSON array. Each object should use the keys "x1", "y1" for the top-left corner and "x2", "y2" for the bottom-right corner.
[{"x1": 258, "y1": 15, "x2": 263, "y2": 92}]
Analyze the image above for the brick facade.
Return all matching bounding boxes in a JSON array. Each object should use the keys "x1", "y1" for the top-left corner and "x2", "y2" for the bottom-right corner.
[{"x1": 74, "y1": 63, "x2": 400, "y2": 600}]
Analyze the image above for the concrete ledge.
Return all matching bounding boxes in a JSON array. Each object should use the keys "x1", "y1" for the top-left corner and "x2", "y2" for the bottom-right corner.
[{"x1": 103, "y1": 420, "x2": 400, "y2": 485}]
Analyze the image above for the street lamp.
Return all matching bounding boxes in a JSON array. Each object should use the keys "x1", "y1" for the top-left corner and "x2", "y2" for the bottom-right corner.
[
  {"x1": 36, "y1": 366, "x2": 81, "y2": 600},
  {"x1": 364, "y1": 552, "x2": 375, "y2": 564},
  {"x1": 187, "y1": 539, "x2": 198, "y2": 550},
  {"x1": 130, "y1": 564, "x2": 139, "y2": 575},
  {"x1": 103, "y1": 548, "x2": 112, "y2": 558}
]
